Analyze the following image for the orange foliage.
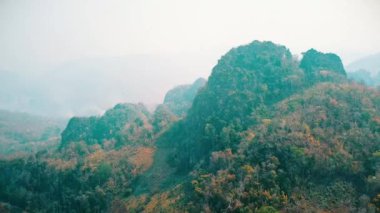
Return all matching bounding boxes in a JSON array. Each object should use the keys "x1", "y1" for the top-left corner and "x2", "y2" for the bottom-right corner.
[
  {"x1": 129, "y1": 147, "x2": 155, "y2": 175},
  {"x1": 46, "y1": 158, "x2": 77, "y2": 171},
  {"x1": 83, "y1": 149, "x2": 106, "y2": 171},
  {"x1": 124, "y1": 185, "x2": 183, "y2": 212}
]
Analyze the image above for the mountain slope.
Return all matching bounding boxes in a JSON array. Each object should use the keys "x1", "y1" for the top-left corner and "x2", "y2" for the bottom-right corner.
[
  {"x1": 1, "y1": 41, "x2": 379, "y2": 212},
  {"x1": 0, "y1": 110, "x2": 66, "y2": 156},
  {"x1": 180, "y1": 82, "x2": 380, "y2": 212},
  {"x1": 163, "y1": 78, "x2": 206, "y2": 116},
  {"x1": 61, "y1": 77, "x2": 206, "y2": 148},
  {"x1": 61, "y1": 103, "x2": 153, "y2": 148},
  {"x1": 125, "y1": 41, "x2": 379, "y2": 212},
  {"x1": 0, "y1": 78, "x2": 207, "y2": 212},
  {"x1": 128, "y1": 83, "x2": 380, "y2": 212},
  {"x1": 163, "y1": 41, "x2": 347, "y2": 172}
]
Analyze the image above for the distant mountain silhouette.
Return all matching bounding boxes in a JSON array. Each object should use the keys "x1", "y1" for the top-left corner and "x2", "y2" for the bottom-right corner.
[
  {"x1": 346, "y1": 53, "x2": 380, "y2": 86},
  {"x1": 346, "y1": 52, "x2": 380, "y2": 74}
]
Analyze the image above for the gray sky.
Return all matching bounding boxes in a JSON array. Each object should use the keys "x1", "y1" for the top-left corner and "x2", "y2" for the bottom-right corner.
[{"x1": 1, "y1": 0, "x2": 380, "y2": 117}]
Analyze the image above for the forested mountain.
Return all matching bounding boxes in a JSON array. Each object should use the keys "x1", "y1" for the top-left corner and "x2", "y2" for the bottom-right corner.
[
  {"x1": 163, "y1": 78, "x2": 206, "y2": 116},
  {"x1": 164, "y1": 42, "x2": 348, "y2": 172},
  {"x1": 61, "y1": 77, "x2": 206, "y2": 148},
  {"x1": 0, "y1": 77, "x2": 205, "y2": 212},
  {"x1": 0, "y1": 41, "x2": 379, "y2": 212},
  {"x1": 61, "y1": 103, "x2": 153, "y2": 148}
]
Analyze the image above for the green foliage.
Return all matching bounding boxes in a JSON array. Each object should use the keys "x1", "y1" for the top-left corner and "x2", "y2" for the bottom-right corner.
[
  {"x1": 164, "y1": 41, "x2": 306, "y2": 171},
  {"x1": 152, "y1": 105, "x2": 178, "y2": 134},
  {"x1": 163, "y1": 78, "x2": 206, "y2": 116},
  {"x1": 1, "y1": 40, "x2": 380, "y2": 212},
  {"x1": 300, "y1": 48, "x2": 346, "y2": 82},
  {"x1": 155, "y1": 42, "x2": 378, "y2": 212},
  {"x1": 166, "y1": 41, "x2": 350, "y2": 172},
  {"x1": 373, "y1": 151, "x2": 380, "y2": 158},
  {"x1": 0, "y1": 145, "x2": 144, "y2": 212},
  {"x1": 94, "y1": 162, "x2": 112, "y2": 185},
  {"x1": 182, "y1": 82, "x2": 380, "y2": 212},
  {"x1": 257, "y1": 206, "x2": 279, "y2": 213},
  {"x1": 61, "y1": 103, "x2": 152, "y2": 147}
]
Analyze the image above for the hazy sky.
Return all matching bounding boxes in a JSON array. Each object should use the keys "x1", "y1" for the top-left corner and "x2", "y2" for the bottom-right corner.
[{"x1": 1, "y1": 0, "x2": 380, "y2": 117}]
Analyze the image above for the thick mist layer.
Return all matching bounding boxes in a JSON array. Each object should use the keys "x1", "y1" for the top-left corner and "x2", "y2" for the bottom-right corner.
[
  {"x1": 1, "y1": 0, "x2": 380, "y2": 117},
  {"x1": 0, "y1": 55, "x2": 215, "y2": 117}
]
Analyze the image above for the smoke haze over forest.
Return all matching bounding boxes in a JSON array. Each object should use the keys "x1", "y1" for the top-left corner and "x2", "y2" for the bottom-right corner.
[{"x1": 1, "y1": 0, "x2": 379, "y2": 117}]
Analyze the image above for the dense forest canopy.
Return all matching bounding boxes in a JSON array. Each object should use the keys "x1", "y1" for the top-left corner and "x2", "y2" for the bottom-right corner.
[{"x1": 0, "y1": 41, "x2": 379, "y2": 212}]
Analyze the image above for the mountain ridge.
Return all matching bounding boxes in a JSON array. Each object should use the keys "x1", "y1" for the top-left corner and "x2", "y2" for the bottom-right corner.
[{"x1": 0, "y1": 40, "x2": 379, "y2": 212}]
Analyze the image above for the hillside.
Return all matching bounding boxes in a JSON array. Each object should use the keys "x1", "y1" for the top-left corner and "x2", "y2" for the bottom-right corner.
[
  {"x1": 0, "y1": 110, "x2": 66, "y2": 156},
  {"x1": 0, "y1": 77, "x2": 206, "y2": 212},
  {"x1": 61, "y1": 78, "x2": 206, "y2": 148},
  {"x1": 180, "y1": 83, "x2": 380, "y2": 212},
  {"x1": 163, "y1": 78, "x2": 206, "y2": 116},
  {"x1": 164, "y1": 41, "x2": 348, "y2": 172},
  {"x1": 0, "y1": 41, "x2": 379, "y2": 212},
  {"x1": 126, "y1": 41, "x2": 380, "y2": 212},
  {"x1": 61, "y1": 103, "x2": 153, "y2": 148}
]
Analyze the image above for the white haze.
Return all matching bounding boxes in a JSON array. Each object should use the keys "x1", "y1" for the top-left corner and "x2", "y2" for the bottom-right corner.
[{"x1": 0, "y1": 0, "x2": 379, "y2": 117}]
